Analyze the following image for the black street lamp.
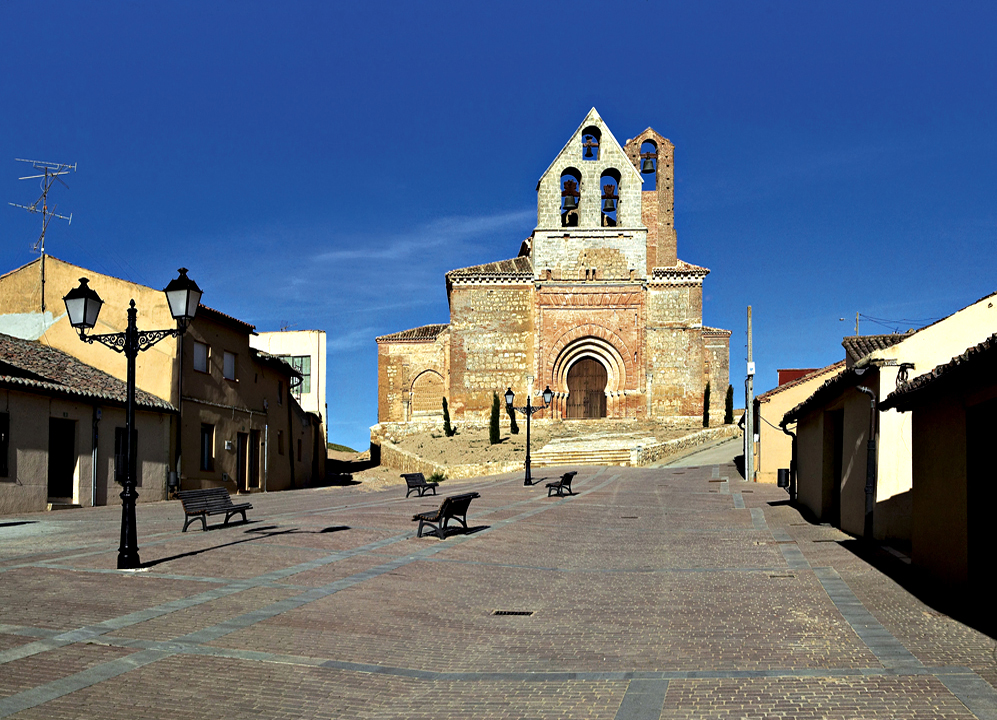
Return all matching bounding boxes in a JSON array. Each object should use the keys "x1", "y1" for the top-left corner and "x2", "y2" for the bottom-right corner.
[
  {"x1": 64, "y1": 268, "x2": 202, "y2": 569},
  {"x1": 505, "y1": 385, "x2": 553, "y2": 486}
]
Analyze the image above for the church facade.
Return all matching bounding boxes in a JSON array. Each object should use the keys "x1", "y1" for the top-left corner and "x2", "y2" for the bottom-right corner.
[{"x1": 376, "y1": 109, "x2": 730, "y2": 426}]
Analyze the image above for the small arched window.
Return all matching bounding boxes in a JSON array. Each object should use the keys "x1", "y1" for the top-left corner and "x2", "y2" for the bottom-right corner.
[
  {"x1": 560, "y1": 168, "x2": 581, "y2": 227},
  {"x1": 581, "y1": 126, "x2": 601, "y2": 161},
  {"x1": 640, "y1": 140, "x2": 658, "y2": 191},
  {"x1": 600, "y1": 168, "x2": 621, "y2": 227}
]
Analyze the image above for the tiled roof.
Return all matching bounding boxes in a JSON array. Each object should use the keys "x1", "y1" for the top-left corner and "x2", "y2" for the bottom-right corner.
[
  {"x1": 196, "y1": 304, "x2": 256, "y2": 334},
  {"x1": 702, "y1": 326, "x2": 732, "y2": 337},
  {"x1": 0, "y1": 333, "x2": 176, "y2": 412},
  {"x1": 376, "y1": 324, "x2": 450, "y2": 343},
  {"x1": 841, "y1": 333, "x2": 913, "y2": 364},
  {"x1": 445, "y1": 256, "x2": 533, "y2": 282},
  {"x1": 251, "y1": 349, "x2": 302, "y2": 378},
  {"x1": 757, "y1": 361, "x2": 845, "y2": 403},
  {"x1": 650, "y1": 260, "x2": 710, "y2": 283},
  {"x1": 781, "y1": 366, "x2": 870, "y2": 426},
  {"x1": 880, "y1": 333, "x2": 997, "y2": 412}
]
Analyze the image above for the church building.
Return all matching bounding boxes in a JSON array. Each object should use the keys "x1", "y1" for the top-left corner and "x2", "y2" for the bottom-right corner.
[{"x1": 376, "y1": 109, "x2": 730, "y2": 426}]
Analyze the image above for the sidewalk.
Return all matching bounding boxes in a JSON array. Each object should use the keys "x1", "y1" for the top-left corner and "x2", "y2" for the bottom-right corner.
[{"x1": 1, "y1": 462, "x2": 996, "y2": 719}]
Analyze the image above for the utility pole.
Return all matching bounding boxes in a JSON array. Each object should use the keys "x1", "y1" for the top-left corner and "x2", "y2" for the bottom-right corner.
[
  {"x1": 745, "y1": 306, "x2": 754, "y2": 482},
  {"x1": 855, "y1": 312, "x2": 860, "y2": 336}
]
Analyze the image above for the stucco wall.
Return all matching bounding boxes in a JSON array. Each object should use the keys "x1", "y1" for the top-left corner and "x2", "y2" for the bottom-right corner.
[{"x1": 0, "y1": 387, "x2": 170, "y2": 515}]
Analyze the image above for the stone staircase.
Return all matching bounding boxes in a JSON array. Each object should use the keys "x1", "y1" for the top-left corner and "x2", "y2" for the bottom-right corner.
[{"x1": 532, "y1": 433, "x2": 658, "y2": 468}]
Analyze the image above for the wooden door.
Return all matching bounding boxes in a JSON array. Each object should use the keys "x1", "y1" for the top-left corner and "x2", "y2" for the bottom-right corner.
[{"x1": 566, "y1": 358, "x2": 608, "y2": 419}]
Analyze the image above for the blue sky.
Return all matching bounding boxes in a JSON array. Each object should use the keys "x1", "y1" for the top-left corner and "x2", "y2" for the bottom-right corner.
[{"x1": 3, "y1": 2, "x2": 996, "y2": 451}]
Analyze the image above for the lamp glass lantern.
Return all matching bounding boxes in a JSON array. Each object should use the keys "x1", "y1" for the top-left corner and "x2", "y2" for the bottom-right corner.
[
  {"x1": 163, "y1": 267, "x2": 202, "y2": 325},
  {"x1": 505, "y1": 387, "x2": 515, "y2": 407},
  {"x1": 542, "y1": 385, "x2": 553, "y2": 406},
  {"x1": 63, "y1": 277, "x2": 104, "y2": 331}
]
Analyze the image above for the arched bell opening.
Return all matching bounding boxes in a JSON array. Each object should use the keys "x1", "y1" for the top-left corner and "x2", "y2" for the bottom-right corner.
[
  {"x1": 600, "y1": 168, "x2": 621, "y2": 228},
  {"x1": 581, "y1": 126, "x2": 601, "y2": 161},
  {"x1": 560, "y1": 168, "x2": 582, "y2": 228},
  {"x1": 640, "y1": 140, "x2": 658, "y2": 191},
  {"x1": 565, "y1": 357, "x2": 607, "y2": 418}
]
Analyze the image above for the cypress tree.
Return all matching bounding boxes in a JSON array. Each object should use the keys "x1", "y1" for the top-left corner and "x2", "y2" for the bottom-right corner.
[
  {"x1": 489, "y1": 392, "x2": 501, "y2": 444},
  {"x1": 703, "y1": 381, "x2": 711, "y2": 428},
  {"x1": 724, "y1": 384, "x2": 734, "y2": 425},
  {"x1": 443, "y1": 397, "x2": 457, "y2": 437},
  {"x1": 506, "y1": 401, "x2": 520, "y2": 434}
]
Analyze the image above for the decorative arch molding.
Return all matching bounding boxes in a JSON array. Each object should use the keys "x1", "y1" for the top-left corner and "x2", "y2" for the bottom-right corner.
[
  {"x1": 409, "y1": 369, "x2": 445, "y2": 416},
  {"x1": 544, "y1": 323, "x2": 634, "y2": 392}
]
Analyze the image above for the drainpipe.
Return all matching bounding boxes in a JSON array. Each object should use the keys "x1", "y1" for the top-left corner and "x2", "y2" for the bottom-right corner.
[
  {"x1": 779, "y1": 420, "x2": 797, "y2": 502},
  {"x1": 855, "y1": 385, "x2": 878, "y2": 540},
  {"x1": 91, "y1": 406, "x2": 102, "y2": 506}
]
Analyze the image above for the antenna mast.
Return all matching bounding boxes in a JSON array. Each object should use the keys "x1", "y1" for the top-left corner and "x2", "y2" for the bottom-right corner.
[{"x1": 9, "y1": 158, "x2": 77, "y2": 312}]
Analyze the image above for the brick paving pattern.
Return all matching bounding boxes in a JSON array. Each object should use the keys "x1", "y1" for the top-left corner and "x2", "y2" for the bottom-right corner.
[{"x1": 2, "y1": 460, "x2": 996, "y2": 718}]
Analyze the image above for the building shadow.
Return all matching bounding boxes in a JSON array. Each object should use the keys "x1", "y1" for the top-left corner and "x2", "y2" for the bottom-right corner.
[{"x1": 836, "y1": 538, "x2": 997, "y2": 640}]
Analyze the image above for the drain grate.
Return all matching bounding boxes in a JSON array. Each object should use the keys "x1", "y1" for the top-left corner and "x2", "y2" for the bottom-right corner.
[
  {"x1": 768, "y1": 574, "x2": 796, "y2": 579},
  {"x1": 493, "y1": 610, "x2": 534, "y2": 616},
  {"x1": 620, "y1": 516, "x2": 638, "y2": 519}
]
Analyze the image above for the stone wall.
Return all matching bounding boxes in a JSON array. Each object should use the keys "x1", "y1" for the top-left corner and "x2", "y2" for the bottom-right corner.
[
  {"x1": 448, "y1": 283, "x2": 533, "y2": 420},
  {"x1": 703, "y1": 328, "x2": 732, "y2": 423},
  {"x1": 376, "y1": 331, "x2": 449, "y2": 423},
  {"x1": 631, "y1": 424, "x2": 741, "y2": 466}
]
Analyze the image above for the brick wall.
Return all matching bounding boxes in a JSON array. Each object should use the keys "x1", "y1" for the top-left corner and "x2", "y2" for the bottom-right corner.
[{"x1": 623, "y1": 129, "x2": 677, "y2": 268}]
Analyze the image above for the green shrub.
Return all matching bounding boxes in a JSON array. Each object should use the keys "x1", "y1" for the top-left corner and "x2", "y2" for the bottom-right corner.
[
  {"x1": 724, "y1": 384, "x2": 734, "y2": 425},
  {"x1": 428, "y1": 470, "x2": 446, "y2": 483}
]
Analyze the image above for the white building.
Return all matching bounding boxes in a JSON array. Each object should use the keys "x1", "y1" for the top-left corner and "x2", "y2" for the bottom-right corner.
[{"x1": 250, "y1": 330, "x2": 327, "y2": 425}]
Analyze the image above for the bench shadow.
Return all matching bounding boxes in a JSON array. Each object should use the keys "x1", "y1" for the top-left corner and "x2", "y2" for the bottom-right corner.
[
  {"x1": 143, "y1": 524, "x2": 353, "y2": 568},
  {"x1": 0, "y1": 520, "x2": 37, "y2": 529}
]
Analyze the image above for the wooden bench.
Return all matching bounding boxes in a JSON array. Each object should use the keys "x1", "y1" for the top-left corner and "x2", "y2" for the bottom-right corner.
[
  {"x1": 412, "y1": 492, "x2": 480, "y2": 539},
  {"x1": 176, "y1": 487, "x2": 253, "y2": 532},
  {"x1": 402, "y1": 472, "x2": 439, "y2": 498},
  {"x1": 546, "y1": 471, "x2": 578, "y2": 497}
]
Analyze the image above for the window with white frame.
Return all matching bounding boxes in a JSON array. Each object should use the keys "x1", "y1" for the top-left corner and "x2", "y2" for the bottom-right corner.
[
  {"x1": 193, "y1": 341, "x2": 209, "y2": 373},
  {"x1": 223, "y1": 351, "x2": 237, "y2": 381}
]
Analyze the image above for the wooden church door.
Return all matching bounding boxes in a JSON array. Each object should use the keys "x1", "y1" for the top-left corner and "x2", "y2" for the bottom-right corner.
[{"x1": 566, "y1": 358, "x2": 608, "y2": 418}]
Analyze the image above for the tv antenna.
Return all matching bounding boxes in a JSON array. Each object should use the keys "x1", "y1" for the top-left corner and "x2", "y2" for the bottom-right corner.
[
  {"x1": 9, "y1": 158, "x2": 76, "y2": 254},
  {"x1": 9, "y1": 158, "x2": 77, "y2": 312}
]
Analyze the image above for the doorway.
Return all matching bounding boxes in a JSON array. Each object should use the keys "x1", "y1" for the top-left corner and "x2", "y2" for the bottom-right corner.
[
  {"x1": 967, "y1": 399, "x2": 997, "y2": 588},
  {"x1": 237, "y1": 433, "x2": 250, "y2": 493},
  {"x1": 249, "y1": 430, "x2": 261, "y2": 489},
  {"x1": 566, "y1": 358, "x2": 607, "y2": 419},
  {"x1": 48, "y1": 418, "x2": 76, "y2": 500}
]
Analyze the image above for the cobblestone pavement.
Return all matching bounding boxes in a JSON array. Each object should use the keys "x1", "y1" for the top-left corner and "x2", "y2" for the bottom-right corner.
[{"x1": 2, "y1": 463, "x2": 997, "y2": 719}]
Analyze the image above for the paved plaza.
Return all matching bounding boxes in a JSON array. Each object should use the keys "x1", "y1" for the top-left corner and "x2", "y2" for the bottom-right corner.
[{"x1": 2, "y1": 456, "x2": 997, "y2": 719}]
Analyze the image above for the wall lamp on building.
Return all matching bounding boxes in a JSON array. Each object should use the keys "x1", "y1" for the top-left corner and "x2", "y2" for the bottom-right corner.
[
  {"x1": 505, "y1": 385, "x2": 553, "y2": 486},
  {"x1": 64, "y1": 268, "x2": 202, "y2": 570}
]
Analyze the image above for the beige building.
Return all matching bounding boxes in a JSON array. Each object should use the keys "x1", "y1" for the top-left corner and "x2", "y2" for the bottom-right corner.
[
  {"x1": 753, "y1": 362, "x2": 845, "y2": 484},
  {"x1": 783, "y1": 291, "x2": 997, "y2": 541},
  {"x1": 1, "y1": 333, "x2": 174, "y2": 514},
  {"x1": 0, "y1": 255, "x2": 324, "y2": 498},
  {"x1": 880, "y1": 333, "x2": 997, "y2": 587},
  {"x1": 376, "y1": 109, "x2": 730, "y2": 435}
]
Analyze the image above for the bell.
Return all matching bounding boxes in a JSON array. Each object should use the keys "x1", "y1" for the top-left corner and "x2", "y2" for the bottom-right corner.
[
  {"x1": 584, "y1": 145, "x2": 594, "y2": 158},
  {"x1": 602, "y1": 198, "x2": 616, "y2": 213},
  {"x1": 641, "y1": 157, "x2": 655, "y2": 174},
  {"x1": 563, "y1": 195, "x2": 578, "y2": 210}
]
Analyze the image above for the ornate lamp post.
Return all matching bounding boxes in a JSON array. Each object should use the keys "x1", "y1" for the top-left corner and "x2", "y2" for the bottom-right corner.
[
  {"x1": 64, "y1": 268, "x2": 202, "y2": 569},
  {"x1": 505, "y1": 385, "x2": 553, "y2": 486}
]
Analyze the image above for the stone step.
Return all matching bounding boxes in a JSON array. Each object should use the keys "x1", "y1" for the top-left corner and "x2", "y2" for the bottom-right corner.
[{"x1": 46, "y1": 502, "x2": 83, "y2": 511}]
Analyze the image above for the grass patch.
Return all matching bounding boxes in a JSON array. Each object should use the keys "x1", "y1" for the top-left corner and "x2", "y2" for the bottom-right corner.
[{"x1": 327, "y1": 442, "x2": 357, "y2": 453}]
